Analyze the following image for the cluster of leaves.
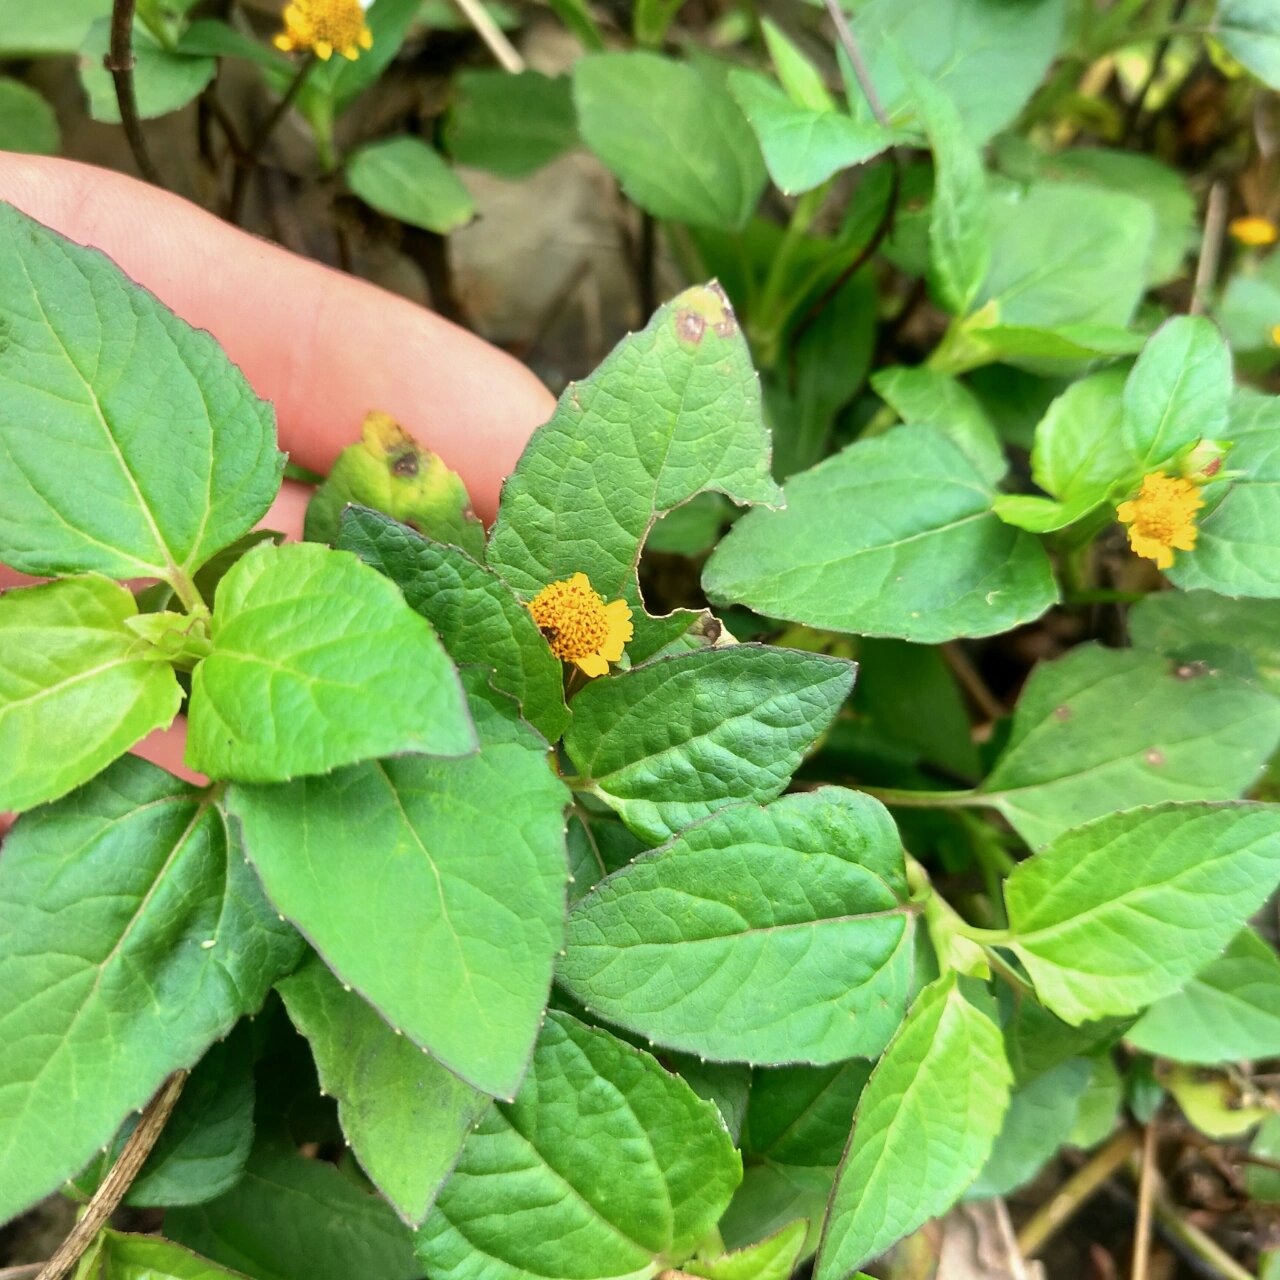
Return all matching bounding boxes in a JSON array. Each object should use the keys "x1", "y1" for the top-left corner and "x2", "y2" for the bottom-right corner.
[{"x1": 5, "y1": 0, "x2": 1280, "y2": 1278}]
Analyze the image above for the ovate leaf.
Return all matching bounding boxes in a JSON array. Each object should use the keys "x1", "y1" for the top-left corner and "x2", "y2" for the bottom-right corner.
[
  {"x1": 704, "y1": 423, "x2": 1057, "y2": 643},
  {"x1": 1006, "y1": 802, "x2": 1280, "y2": 1023},
  {"x1": 187, "y1": 542, "x2": 475, "y2": 782},
  {"x1": 564, "y1": 646, "x2": 854, "y2": 843},
  {"x1": 573, "y1": 52, "x2": 766, "y2": 229},
  {"x1": 979, "y1": 644, "x2": 1280, "y2": 847},
  {"x1": 559, "y1": 788, "x2": 912, "y2": 1064},
  {"x1": 688, "y1": 1221, "x2": 809, "y2": 1280},
  {"x1": 337, "y1": 506, "x2": 568, "y2": 741},
  {"x1": 167, "y1": 1140, "x2": 418, "y2": 1280},
  {"x1": 0, "y1": 757, "x2": 302, "y2": 1227},
  {"x1": 816, "y1": 977, "x2": 1012, "y2": 1280},
  {"x1": 0, "y1": 575, "x2": 182, "y2": 812},
  {"x1": 1127, "y1": 928, "x2": 1280, "y2": 1064},
  {"x1": 0, "y1": 78, "x2": 59, "y2": 153},
  {"x1": 277, "y1": 953, "x2": 489, "y2": 1224},
  {"x1": 741, "y1": 1061, "x2": 872, "y2": 1168},
  {"x1": 445, "y1": 69, "x2": 578, "y2": 178},
  {"x1": 346, "y1": 137, "x2": 476, "y2": 235},
  {"x1": 229, "y1": 677, "x2": 568, "y2": 1098},
  {"x1": 85, "y1": 1230, "x2": 256, "y2": 1280},
  {"x1": 487, "y1": 283, "x2": 780, "y2": 656},
  {"x1": 0, "y1": 202, "x2": 283, "y2": 582},
  {"x1": 417, "y1": 1012, "x2": 742, "y2": 1280}
]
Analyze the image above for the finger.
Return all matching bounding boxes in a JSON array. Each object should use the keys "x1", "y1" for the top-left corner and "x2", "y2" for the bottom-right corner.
[{"x1": 0, "y1": 153, "x2": 554, "y2": 519}]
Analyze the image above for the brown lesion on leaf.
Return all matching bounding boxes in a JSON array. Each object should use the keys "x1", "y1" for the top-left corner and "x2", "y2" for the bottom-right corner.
[
  {"x1": 1174, "y1": 661, "x2": 1211, "y2": 680},
  {"x1": 1145, "y1": 748, "x2": 1166, "y2": 766},
  {"x1": 675, "y1": 309, "x2": 706, "y2": 344},
  {"x1": 671, "y1": 281, "x2": 740, "y2": 346},
  {"x1": 1054, "y1": 704, "x2": 1072, "y2": 721},
  {"x1": 390, "y1": 450, "x2": 419, "y2": 477}
]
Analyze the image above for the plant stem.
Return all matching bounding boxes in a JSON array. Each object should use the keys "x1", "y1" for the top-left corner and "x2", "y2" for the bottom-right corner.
[
  {"x1": 1191, "y1": 180, "x2": 1228, "y2": 318},
  {"x1": 452, "y1": 0, "x2": 525, "y2": 71},
  {"x1": 1018, "y1": 1127, "x2": 1143, "y2": 1257},
  {"x1": 228, "y1": 53, "x2": 317, "y2": 224},
  {"x1": 857, "y1": 784, "x2": 985, "y2": 810},
  {"x1": 1150, "y1": 1189, "x2": 1256, "y2": 1280},
  {"x1": 751, "y1": 185, "x2": 829, "y2": 365},
  {"x1": 1131, "y1": 1120, "x2": 1159, "y2": 1280},
  {"x1": 820, "y1": 0, "x2": 887, "y2": 125},
  {"x1": 35, "y1": 1071, "x2": 188, "y2": 1280},
  {"x1": 106, "y1": 0, "x2": 163, "y2": 185}
]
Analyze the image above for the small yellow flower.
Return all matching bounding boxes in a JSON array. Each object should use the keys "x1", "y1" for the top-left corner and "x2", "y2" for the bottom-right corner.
[
  {"x1": 274, "y1": 0, "x2": 373, "y2": 60},
  {"x1": 528, "y1": 573, "x2": 633, "y2": 678},
  {"x1": 1116, "y1": 471, "x2": 1205, "y2": 570},
  {"x1": 1270, "y1": 323, "x2": 1280, "y2": 348},
  {"x1": 1229, "y1": 216, "x2": 1279, "y2": 248}
]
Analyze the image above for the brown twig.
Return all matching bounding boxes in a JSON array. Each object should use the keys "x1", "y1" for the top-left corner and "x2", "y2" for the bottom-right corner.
[
  {"x1": 34, "y1": 1072, "x2": 188, "y2": 1280},
  {"x1": 1131, "y1": 1120, "x2": 1159, "y2": 1280},
  {"x1": 1190, "y1": 181, "x2": 1228, "y2": 317},
  {"x1": 942, "y1": 642, "x2": 1005, "y2": 721},
  {"x1": 1018, "y1": 1127, "x2": 1143, "y2": 1257},
  {"x1": 227, "y1": 54, "x2": 317, "y2": 224},
  {"x1": 452, "y1": 0, "x2": 524, "y2": 71},
  {"x1": 105, "y1": 0, "x2": 162, "y2": 184},
  {"x1": 820, "y1": 0, "x2": 887, "y2": 125}
]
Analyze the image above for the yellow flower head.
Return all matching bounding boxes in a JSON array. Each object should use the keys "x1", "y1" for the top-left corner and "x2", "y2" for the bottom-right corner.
[
  {"x1": 1270, "y1": 323, "x2": 1280, "y2": 348},
  {"x1": 274, "y1": 0, "x2": 373, "y2": 60},
  {"x1": 1116, "y1": 471, "x2": 1205, "y2": 570},
  {"x1": 528, "y1": 573, "x2": 633, "y2": 678},
  {"x1": 1229, "y1": 216, "x2": 1279, "y2": 248}
]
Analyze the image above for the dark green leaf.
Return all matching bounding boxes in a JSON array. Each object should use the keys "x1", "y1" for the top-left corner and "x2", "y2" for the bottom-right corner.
[
  {"x1": 0, "y1": 78, "x2": 59, "y2": 153},
  {"x1": 445, "y1": 70, "x2": 577, "y2": 178},
  {"x1": 742, "y1": 1061, "x2": 872, "y2": 1168}
]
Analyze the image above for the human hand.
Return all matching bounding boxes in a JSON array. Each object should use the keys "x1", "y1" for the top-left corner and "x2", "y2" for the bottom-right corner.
[{"x1": 0, "y1": 153, "x2": 554, "y2": 800}]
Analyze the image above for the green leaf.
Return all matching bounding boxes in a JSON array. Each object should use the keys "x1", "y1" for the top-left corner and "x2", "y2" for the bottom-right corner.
[
  {"x1": 869, "y1": 366, "x2": 1005, "y2": 484},
  {"x1": 1042, "y1": 148, "x2": 1195, "y2": 286},
  {"x1": 0, "y1": 203, "x2": 284, "y2": 583},
  {"x1": 763, "y1": 19, "x2": 833, "y2": 109},
  {"x1": 967, "y1": 1058, "x2": 1092, "y2": 1200},
  {"x1": 417, "y1": 1012, "x2": 742, "y2": 1280},
  {"x1": 728, "y1": 71, "x2": 895, "y2": 196},
  {"x1": 564, "y1": 646, "x2": 855, "y2": 843},
  {"x1": 720, "y1": 1162, "x2": 833, "y2": 1257},
  {"x1": 573, "y1": 52, "x2": 766, "y2": 229},
  {"x1": 80, "y1": 20, "x2": 215, "y2": 121},
  {"x1": 1122, "y1": 316, "x2": 1232, "y2": 471},
  {"x1": 303, "y1": 411, "x2": 484, "y2": 557},
  {"x1": 337, "y1": 507, "x2": 568, "y2": 741},
  {"x1": 76, "y1": 1030, "x2": 256, "y2": 1209},
  {"x1": 816, "y1": 976, "x2": 1012, "y2": 1280},
  {"x1": 176, "y1": 19, "x2": 291, "y2": 69},
  {"x1": 0, "y1": 0, "x2": 109, "y2": 54},
  {"x1": 975, "y1": 182, "x2": 1156, "y2": 331},
  {"x1": 911, "y1": 69, "x2": 990, "y2": 316},
  {"x1": 966, "y1": 322, "x2": 1146, "y2": 367},
  {"x1": 741, "y1": 1061, "x2": 872, "y2": 1168},
  {"x1": 229, "y1": 676, "x2": 568, "y2": 1098},
  {"x1": 1005, "y1": 802, "x2": 1280, "y2": 1023},
  {"x1": 346, "y1": 137, "x2": 476, "y2": 235},
  {"x1": 703, "y1": 424, "x2": 1058, "y2": 643},
  {"x1": 186, "y1": 541, "x2": 475, "y2": 782},
  {"x1": 277, "y1": 953, "x2": 488, "y2": 1224},
  {"x1": 1130, "y1": 589, "x2": 1280, "y2": 697},
  {"x1": 1169, "y1": 391, "x2": 1280, "y2": 597},
  {"x1": 560, "y1": 788, "x2": 912, "y2": 1064},
  {"x1": 0, "y1": 78, "x2": 59, "y2": 153},
  {"x1": 444, "y1": 70, "x2": 577, "y2": 178},
  {"x1": 1030, "y1": 367, "x2": 1131, "y2": 504},
  {"x1": 1127, "y1": 928, "x2": 1280, "y2": 1064},
  {"x1": 688, "y1": 1221, "x2": 809, "y2": 1280},
  {"x1": 845, "y1": 0, "x2": 1066, "y2": 143},
  {"x1": 0, "y1": 757, "x2": 302, "y2": 1227},
  {"x1": 87, "y1": 1231, "x2": 254, "y2": 1280},
  {"x1": 979, "y1": 644, "x2": 1280, "y2": 847},
  {"x1": 487, "y1": 283, "x2": 780, "y2": 655},
  {"x1": 167, "y1": 1140, "x2": 419, "y2": 1280},
  {"x1": 0, "y1": 575, "x2": 183, "y2": 813},
  {"x1": 1216, "y1": 0, "x2": 1280, "y2": 89}
]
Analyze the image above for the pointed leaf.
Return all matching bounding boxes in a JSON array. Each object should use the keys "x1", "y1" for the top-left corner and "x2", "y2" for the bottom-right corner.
[
  {"x1": 688, "y1": 1221, "x2": 808, "y2": 1280},
  {"x1": 560, "y1": 788, "x2": 913, "y2": 1064},
  {"x1": 88, "y1": 1231, "x2": 254, "y2": 1280}
]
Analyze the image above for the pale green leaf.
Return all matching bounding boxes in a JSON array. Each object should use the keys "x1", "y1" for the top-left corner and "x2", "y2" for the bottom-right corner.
[
  {"x1": 817, "y1": 976, "x2": 1012, "y2": 1280},
  {"x1": 0, "y1": 0, "x2": 109, "y2": 54},
  {"x1": 564, "y1": 646, "x2": 854, "y2": 843},
  {"x1": 487, "y1": 283, "x2": 780, "y2": 657},
  {"x1": 573, "y1": 52, "x2": 766, "y2": 229},
  {"x1": 560, "y1": 788, "x2": 912, "y2": 1064},
  {"x1": 0, "y1": 78, "x2": 59, "y2": 153},
  {"x1": 445, "y1": 70, "x2": 577, "y2": 178},
  {"x1": 1127, "y1": 928, "x2": 1280, "y2": 1064},
  {"x1": 688, "y1": 1221, "x2": 808, "y2": 1280},
  {"x1": 980, "y1": 644, "x2": 1280, "y2": 847},
  {"x1": 346, "y1": 137, "x2": 475, "y2": 235},
  {"x1": 0, "y1": 202, "x2": 283, "y2": 583},
  {"x1": 762, "y1": 19, "x2": 833, "y2": 111},
  {"x1": 1030, "y1": 367, "x2": 1131, "y2": 506},
  {"x1": 336, "y1": 507, "x2": 568, "y2": 741},
  {"x1": 87, "y1": 1230, "x2": 254, "y2": 1280},
  {"x1": 0, "y1": 575, "x2": 182, "y2": 812},
  {"x1": 703, "y1": 423, "x2": 1058, "y2": 643},
  {"x1": 186, "y1": 541, "x2": 475, "y2": 783},
  {"x1": 1169, "y1": 391, "x2": 1280, "y2": 597},
  {"x1": 229, "y1": 677, "x2": 568, "y2": 1098},
  {"x1": 167, "y1": 1140, "x2": 418, "y2": 1280},
  {"x1": 277, "y1": 953, "x2": 489, "y2": 1224},
  {"x1": 417, "y1": 1012, "x2": 742, "y2": 1280},
  {"x1": 1006, "y1": 802, "x2": 1280, "y2": 1023},
  {"x1": 1216, "y1": 0, "x2": 1280, "y2": 89},
  {"x1": 0, "y1": 757, "x2": 302, "y2": 1227}
]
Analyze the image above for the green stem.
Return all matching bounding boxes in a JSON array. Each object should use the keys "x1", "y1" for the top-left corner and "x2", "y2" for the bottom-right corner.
[
  {"x1": 167, "y1": 569, "x2": 206, "y2": 616},
  {"x1": 859, "y1": 784, "x2": 985, "y2": 810},
  {"x1": 751, "y1": 186, "x2": 829, "y2": 366},
  {"x1": 1063, "y1": 588, "x2": 1146, "y2": 606}
]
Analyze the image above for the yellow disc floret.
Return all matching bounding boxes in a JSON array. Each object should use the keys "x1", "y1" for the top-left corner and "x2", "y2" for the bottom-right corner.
[
  {"x1": 1116, "y1": 471, "x2": 1205, "y2": 571},
  {"x1": 274, "y1": 0, "x2": 373, "y2": 60},
  {"x1": 528, "y1": 573, "x2": 633, "y2": 678},
  {"x1": 1229, "y1": 216, "x2": 1279, "y2": 248}
]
